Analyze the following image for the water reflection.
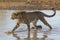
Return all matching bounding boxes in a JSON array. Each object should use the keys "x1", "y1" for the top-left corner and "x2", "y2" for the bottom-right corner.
[
  {"x1": 7, "y1": 29, "x2": 52, "y2": 40},
  {"x1": 32, "y1": 29, "x2": 39, "y2": 40},
  {"x1": 41, "y1": 29, "x2": 54, "y2": 40},
  {"x1": 11, "y1": 31, "x2": 30, "y2": 40},
  {"x1": 32, "y1": 29, "x2": 49, "y2": 40},
  {"x1": 12, "y1": 33, "x2": 20, "y2": 40},
  {"x1": 40, "y1": 34, "x2": 47, "y2": 40}
]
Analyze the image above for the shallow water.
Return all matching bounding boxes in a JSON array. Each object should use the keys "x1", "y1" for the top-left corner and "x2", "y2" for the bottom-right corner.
[{"x1": 0, "y1": 10, "x2": 60, "y2": 40}]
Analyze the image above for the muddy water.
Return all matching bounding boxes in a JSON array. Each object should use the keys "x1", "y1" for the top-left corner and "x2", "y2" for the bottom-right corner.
[{"x1": 0, "y1": 10, "x2": 60, "y2": 40}]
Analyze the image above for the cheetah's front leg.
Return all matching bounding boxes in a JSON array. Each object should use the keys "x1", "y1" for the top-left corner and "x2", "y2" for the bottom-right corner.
[{"x1": 12, "y1": 23, "x2": 20, "y2": 33}]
